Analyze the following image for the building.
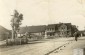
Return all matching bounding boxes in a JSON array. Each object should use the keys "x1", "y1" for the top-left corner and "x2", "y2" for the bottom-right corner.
[
  {"x1": 45, "y1": 24, "x2": 56, "y2": 38},
  {"x1": 0, "y1": 25, "x2": 11, "y2": 41},
  {"x1": 18, "y1": 23, "x2": 78, "y2": 39},
  {"x1": 18, "y1": 25, "x2": 46, "y2": 40},
  {"x1": 45, "y1": 23, "x2": 78, "y2": 38},
  {"x1": 78, "y1": 30, "x2": 85, "y2": 36}
]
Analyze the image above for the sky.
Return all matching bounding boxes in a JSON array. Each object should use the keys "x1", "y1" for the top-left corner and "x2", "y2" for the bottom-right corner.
[{"x1": 0, "y1": 0, "x2": 85, "y2": 30}]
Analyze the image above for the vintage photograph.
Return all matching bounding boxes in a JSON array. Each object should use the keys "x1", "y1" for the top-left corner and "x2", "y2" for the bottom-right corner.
[{"x1": 0, "y1": 0, "x2": 85, "y2": 55}]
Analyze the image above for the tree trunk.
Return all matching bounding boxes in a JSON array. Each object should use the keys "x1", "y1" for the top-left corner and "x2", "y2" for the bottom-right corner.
[{"x1": 12, "y1": 27, "x2": 14, "y2": 39}]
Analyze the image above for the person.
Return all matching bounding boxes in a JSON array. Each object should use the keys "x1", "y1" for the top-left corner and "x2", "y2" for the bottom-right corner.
[{"x1": 73, "y1": 32, "x2": 79, "y2": 41}]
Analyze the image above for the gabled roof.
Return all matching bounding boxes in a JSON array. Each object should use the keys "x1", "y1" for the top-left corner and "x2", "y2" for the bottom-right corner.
[
  {"x1": 46, "y1": 24, "x2": 56, "y2": 28},
  {"x1": 18, "y1": 25, "x2": 46, "y2": 34},
  {"x1": 18, "y1": 23, "x2": 78, "y2": 34},
  {"x1": 55, "y1": 23, "x2": 72, "y2": 30},
  {"x1": 0, "y1": 25, "x2": 10, "y2": 34},
  {"x1": 64, "y1": 23, "x2": 72, "y2": 29},
  {"x1": 46, "y1": 23, "x2": 72, "y2": 29}
]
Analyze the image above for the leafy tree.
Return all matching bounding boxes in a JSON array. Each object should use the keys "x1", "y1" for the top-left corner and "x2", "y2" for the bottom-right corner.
[{"x1": 11, "y1": 10, "x2": 23, "y2": 39}]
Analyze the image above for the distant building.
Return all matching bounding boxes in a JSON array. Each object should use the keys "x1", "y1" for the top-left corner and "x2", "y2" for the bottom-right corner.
[
  {"x1": 18, "y1": 23, "x2": 78, "y2": 39},
  {"x1": 45, "y1": 24, "x2": 56, "y2": 38},
  {"x1": 45, "y1": 23, "x2": 78, "y2": 38},
  {"x1": 78, "y1": 30, "x2": 85, "y2": 36},
  {"x1": 18, "y1": 25, "x2": 46, "y2": 40}
]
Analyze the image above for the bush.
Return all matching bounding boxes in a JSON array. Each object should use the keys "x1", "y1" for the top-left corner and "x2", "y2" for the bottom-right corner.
[{"x1": 6, "y1": 38, "x2": 28, "y2": 45}]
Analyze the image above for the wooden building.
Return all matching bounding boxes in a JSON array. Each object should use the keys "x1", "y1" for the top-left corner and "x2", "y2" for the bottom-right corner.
[
  {"x1": 18, "y1": 25, "x2": 46, "y2": 40},
  {"x1": 18, "y1": 23, "x2": 78, "y2": 39},
  {"x1": 45, "y1": 23, "x2": 78, "y2": 38}
]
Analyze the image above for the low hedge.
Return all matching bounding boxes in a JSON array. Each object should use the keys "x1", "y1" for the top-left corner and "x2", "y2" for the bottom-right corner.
[{"x1": 6, "y1": 38, "x2": 28, "y2": 45}]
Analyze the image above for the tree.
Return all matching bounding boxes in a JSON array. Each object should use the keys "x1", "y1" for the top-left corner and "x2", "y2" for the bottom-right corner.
[{"x1": 11, "y1": 10, "x2": 23, "y2": 39}]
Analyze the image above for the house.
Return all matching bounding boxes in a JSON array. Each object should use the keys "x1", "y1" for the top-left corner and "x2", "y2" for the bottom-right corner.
[
  {"x1": 0, "y1": 25, "x2": 11, "y2": 41},
  {"x1": 78, "y1": 30, "x2": 85, "y2": 36},
  {"x1": 45, "y1": 24, "x2": 56, "y2": 38},
  {"x1": 45, "y1": 23, "x2": 78, "y2": 38},
  {"x1": 18, "y1": 23, "x2": 78, "y2": 39},
  {"x1": 18, "y1": 25, "x2": 46, "y2": 40}
]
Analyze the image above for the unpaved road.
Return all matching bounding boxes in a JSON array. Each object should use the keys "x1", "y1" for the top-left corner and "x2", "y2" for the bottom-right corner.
[{"x1": 0, "y1": 37, "x2": 75, "y2": 55}]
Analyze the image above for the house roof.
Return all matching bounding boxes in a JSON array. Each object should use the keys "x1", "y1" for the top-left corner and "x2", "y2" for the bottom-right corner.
[
  {"x1": 64, "y1": 23, "x2": 72, "y2": 29},
  {"x1": 18, "y1": 25, "x2": 46, "y2": 34},
  {"x1": 18, "y1": 23, "x2": 77, "y2": 34},
  {"x1": 46, "y1": 23, "x2": 72, "y2": 29},
  {"x1": 0, "y1": 25, "x2": 10, "y2": 34},
  {"x1": 46, "y1": 24, "x2": 56, "y2": 28}
]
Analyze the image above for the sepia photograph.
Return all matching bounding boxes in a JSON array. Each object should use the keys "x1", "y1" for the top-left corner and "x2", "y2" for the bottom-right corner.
[{"x1": 0, "y1": 0, "x2": 85, "y2": 55}]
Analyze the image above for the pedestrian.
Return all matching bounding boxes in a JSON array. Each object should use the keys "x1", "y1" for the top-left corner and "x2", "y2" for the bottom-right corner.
[{"x1": 74, "y1": 32, "x2": 78, "y2": 41}]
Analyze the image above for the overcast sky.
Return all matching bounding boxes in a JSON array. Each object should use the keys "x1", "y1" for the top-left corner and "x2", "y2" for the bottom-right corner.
[{"x1": 0, "y1": 0, "x2": 85, "y2": 30}]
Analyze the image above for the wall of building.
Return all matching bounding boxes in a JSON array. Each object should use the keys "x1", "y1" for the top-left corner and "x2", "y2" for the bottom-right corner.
[
  {"x1": 0, "y1": 34, "x2": 9, "y2": 41},
  {"x1": 45, "y1": 23, "x2": 76, "y2": 38}
]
